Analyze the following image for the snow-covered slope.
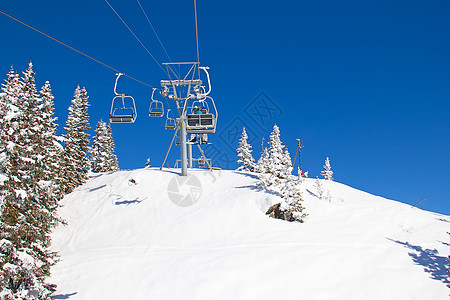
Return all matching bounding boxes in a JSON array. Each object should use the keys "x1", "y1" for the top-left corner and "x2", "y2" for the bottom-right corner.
[{"x1": 50, "y1": 169, "x2": 450, "y2": 299}]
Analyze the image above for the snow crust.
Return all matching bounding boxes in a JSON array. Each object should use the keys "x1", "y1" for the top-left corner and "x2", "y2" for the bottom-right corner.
[{"x1": 50, "y1": 169, "x2": 450, "y2": 299}]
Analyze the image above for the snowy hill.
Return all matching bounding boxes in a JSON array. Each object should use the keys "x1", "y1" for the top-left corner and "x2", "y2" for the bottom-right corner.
[{"x1": 50, "y1": 169, "x2": 450, "y2": 299}]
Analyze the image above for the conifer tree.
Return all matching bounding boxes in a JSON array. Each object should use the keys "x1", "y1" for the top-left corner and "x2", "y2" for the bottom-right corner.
[
  {"x1": 105, "y1": 123, "x2": 118, "y2": 171},
  {"x1": 90, "y1": 120, "x2": 119, "y2": 173},
  {"x1": 321, "y1": 157, "x2": 334, "y2": 180},
  {"x1": 62, "y1": 86, "x2": 91, "y2": 193},
  {"x1": 0, "y1": 67, "x2": 22, "y2": 176},
  {"x1": 281, "y1": 148, "x2": 293, "y2": 178},
  {"x1": 0, "y1": 63, "x2": 60, "y2": 299},
  {"x1": 280, "y1": 178, "x2": 307, "y2": 222},
  {"x1": 38, "y1": 81, "x2": 64, "y2": 200},
  {"x1": 255, "y1": 147, "x2": 274, "y2": 189},
  {"x1": 267, "y1": 124, "x2": 292, "y2": 179},
  {"x1": 255, "y1": 147, "x2": 269, "y2": 174},
  {"x1": 236, "y1": 127, "x2": 255, "y2": 172}
]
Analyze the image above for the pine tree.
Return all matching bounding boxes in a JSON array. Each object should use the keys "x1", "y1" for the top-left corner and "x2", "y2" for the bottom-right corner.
[
  {"x1": 280, "y1": 177, "x2": 307, "y2": 222},
  {"x1": 0, "y1": 67, "x2": 22, "y2": 177},
  {"x1": 90, "y1": 120, "x2": 119, "y2": 173},
  {"x1": 321, "y1": 156, "x2": 334, "y2": 180},
  {"x1": 61, "y1": 86, "x2": 91, "y2": 193},
  {"x1": 255, "y1": 147, "x2": 274, "y2": 189},
  {"x1": 38, "y1": 81, "x2": 64, "y2": 200},
  {"x1": 267, "y1": 124, "x2": 292, "y2": 179},
  {"x1": 0, "y1": 63, "x2": 60, "y2": 299},
  {"x1": 105, "y1": 123, "x2": 118, "y2": 171},
  {"x1": 255, "y1": 147, "x2": 269, "y2": 174},
  {"x1": 281, "y1": 148, "x2": 293, "y2": 178},
  {"x1": 236, "y1": 127, "x2": 255, "y2": 171}
]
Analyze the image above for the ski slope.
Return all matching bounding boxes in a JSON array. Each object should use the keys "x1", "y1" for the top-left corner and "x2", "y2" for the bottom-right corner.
[{"x1": 50, "y1": 169, "x2": 450, "y2": 299}]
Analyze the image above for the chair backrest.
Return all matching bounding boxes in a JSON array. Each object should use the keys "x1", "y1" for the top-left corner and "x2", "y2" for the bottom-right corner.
[{"x1": 110, "y1": 94, "x2": 137, "y2": 123}]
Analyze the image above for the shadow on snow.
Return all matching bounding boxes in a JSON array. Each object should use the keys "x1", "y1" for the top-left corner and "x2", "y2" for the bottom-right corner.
[
  {"x1": 51, "y1": 292, "x2": 77, "y2": 299},
  {"x1": 388, "y1": 238, "x2": 450, "y2": 285}
]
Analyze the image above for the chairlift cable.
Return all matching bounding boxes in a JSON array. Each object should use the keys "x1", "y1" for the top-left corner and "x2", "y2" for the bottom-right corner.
[
  {"x1": 0, "y1": 8, "x2": 157, "y2": 89},
  {"x1": 136, "y1": 0, "x2": 173, "y2": 63},
  {"x1": 194, "y1": 0, "x2": 200, "y2": 64},
  {"x1": 104, "y1": 0, "x2": 168, "y2": 76}
]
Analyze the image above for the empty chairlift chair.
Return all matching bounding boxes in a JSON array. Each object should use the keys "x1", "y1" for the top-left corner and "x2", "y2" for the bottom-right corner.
[
  {"x1": 149, "y1": 88, "x2": 164, "y2": 117},
  {"x1": 109, "y1": 73, "x2": 137, "y2": 123},
  {"x1": 165, "y1": 109, "x2": 176, "y2": 130}
]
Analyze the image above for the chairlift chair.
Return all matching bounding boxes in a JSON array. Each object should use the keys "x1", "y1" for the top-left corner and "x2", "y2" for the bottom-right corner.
[
  {"x1": 149, "y1": 88, "x2": 164, "y2": 117},
  {"x1": 165, "y1": 109, "x2": 176, "y2": 130},
  {"x1": 109, "y1": 73, "x2": 137, "y2": 123},
  {"x1": 186, "y1": 96, "x2": 217, "y2": 134},
  {"x1": 186, "y1": 67, "x2": 217, "y2": 134}
]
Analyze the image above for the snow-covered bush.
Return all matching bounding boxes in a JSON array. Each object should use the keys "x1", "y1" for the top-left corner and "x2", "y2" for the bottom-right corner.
[{"x1": 314, "y1": 177, "x2": 332, "y2": 202}]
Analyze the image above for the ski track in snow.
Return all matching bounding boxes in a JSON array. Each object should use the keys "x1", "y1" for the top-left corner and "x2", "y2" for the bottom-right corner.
[{"x1": 50, "y1": 169, "x2": 450, "y2": 300}]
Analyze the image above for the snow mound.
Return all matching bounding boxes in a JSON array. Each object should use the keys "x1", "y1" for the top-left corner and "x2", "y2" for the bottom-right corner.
[{"x1": 51, "y1": 169, "x2": 450, "y2": 299}]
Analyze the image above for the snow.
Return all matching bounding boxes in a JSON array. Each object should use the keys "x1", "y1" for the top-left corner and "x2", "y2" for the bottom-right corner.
[
  {"x1": 50, "y1": 169, "x2": 450, "y2": 299},
  {"x1": 0, "y1": 172, "x2": 7, "y2": 185}
]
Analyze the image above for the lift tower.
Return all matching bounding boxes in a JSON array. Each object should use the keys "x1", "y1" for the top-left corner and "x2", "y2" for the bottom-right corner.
[{"x1": 160, "y1": 62, "x2": 202, "y2": 176}]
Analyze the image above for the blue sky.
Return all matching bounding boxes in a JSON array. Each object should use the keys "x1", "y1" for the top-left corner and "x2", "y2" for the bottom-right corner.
[{"x1": 1, "y1": 0, "x2": 449, "y2": 215}]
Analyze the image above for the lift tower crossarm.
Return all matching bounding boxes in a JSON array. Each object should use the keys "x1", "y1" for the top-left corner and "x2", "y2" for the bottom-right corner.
[{"x1": 160, "y1": 79, "x2": 202, "y2": 87}]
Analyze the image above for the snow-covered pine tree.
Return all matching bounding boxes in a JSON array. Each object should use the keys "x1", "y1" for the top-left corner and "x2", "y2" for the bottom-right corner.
[
  {"x1": 256, "y1": 125, "x2": 292, "y2": 188},
  {"x1": 106, "y1": 123, "x2": 119, "y2": 171},
  {"x1": 236, "y1": 127, "x2": 255, "y2": 172},
  {"x1": 255, "y1": 147, "x2": 274, "y2": 189},
  {"x1": 90, "y1": 120, "x2": 119, "y2": 173},
  {"x1": 61, "y1": 86, "x2": 91, "y2": 193},
  {"x1": 0, "y1": 63, "x2": 60, "y2": 299},
  {"x1": 321, "y1": 156, "x2": 334, "y2": 180},
  {"x1": 267, "y1": 124, "x2": 292, "y2": 179},
  {"x1": 255, "y1": 147, "x2": 269, "y2": 174},
  {"x1": 0, "y1": 67, "x2": 22, "y2": 177},
  {"x1": 38, "y1": 81, "x2": 64, "y2": 200},
  {"x1": 280, "y1": 177, "x2": 307, "y2": 222},
  {"x1": 281, "y1": 148, "x2": 293, "y2": 178}
]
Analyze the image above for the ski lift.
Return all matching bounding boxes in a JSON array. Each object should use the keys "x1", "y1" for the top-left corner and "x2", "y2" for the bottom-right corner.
[
  {"x1": 109, "y1": 73, "x2": 137, "y2": 123},
  {"x1": 165, "y1": 109, "x2": 176, "y2": 130},
  {"x1": 149, "y1": 88, "x2": 164, "y2": 117},
  {"x1": 186, "y1": 67, "x2": 217, "y2": 134}
]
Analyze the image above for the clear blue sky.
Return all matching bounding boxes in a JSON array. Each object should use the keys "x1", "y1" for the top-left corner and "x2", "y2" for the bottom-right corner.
[{"x1": 1, "y1": 0, "x2": 449, "y2": 215}]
